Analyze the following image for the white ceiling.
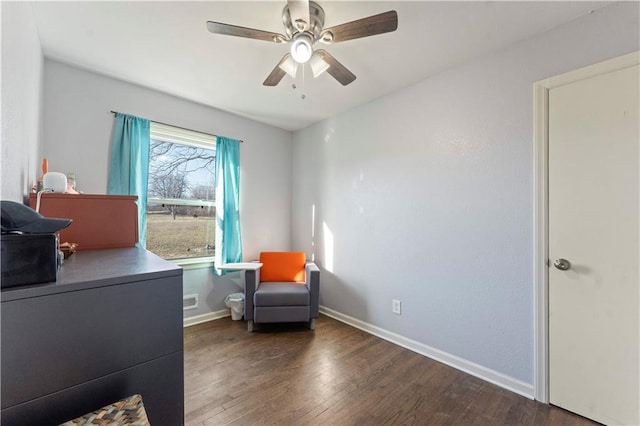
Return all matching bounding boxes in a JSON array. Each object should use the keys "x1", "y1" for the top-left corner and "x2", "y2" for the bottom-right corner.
[{"x1": 30, "y1": 1, "x2": 611, "y2": 131}]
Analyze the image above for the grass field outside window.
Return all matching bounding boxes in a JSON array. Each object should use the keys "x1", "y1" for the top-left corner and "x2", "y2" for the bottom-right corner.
[{"x1": 146, "y1": 210, "x2": 215, "y2": 259}]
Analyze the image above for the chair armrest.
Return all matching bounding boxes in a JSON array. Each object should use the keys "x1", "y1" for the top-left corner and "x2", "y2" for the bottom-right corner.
[
  {"x1": 244, "y1": 269, "x2": 259, "y2": 320},
  {"x1": 219, "y1": 262, "x2": 263, "y2": 270},
  {"x1": 306, "y1": 262, "x2": 320, "y2": 319}
]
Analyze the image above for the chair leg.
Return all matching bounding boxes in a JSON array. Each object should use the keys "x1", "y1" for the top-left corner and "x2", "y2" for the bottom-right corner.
[
  {"x1": 247, "y1": 320, "x2": 254, "y2": 332},
  {"x1": 309, "y1": 318, "x2": 316, "y2": 330}
]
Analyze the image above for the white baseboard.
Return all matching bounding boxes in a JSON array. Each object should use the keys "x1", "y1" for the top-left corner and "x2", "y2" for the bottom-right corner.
[
  {"x1": 319, "y1": 306, "x2": 534, "y2": 399},
  {"x1": 183, "y1": 309, "x2": 230, "y2": 328}
]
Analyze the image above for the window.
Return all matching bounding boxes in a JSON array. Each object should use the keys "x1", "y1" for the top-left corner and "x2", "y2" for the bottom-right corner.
[{"x1": 146, "y1": 122, "x2": 216, "y2": 260}]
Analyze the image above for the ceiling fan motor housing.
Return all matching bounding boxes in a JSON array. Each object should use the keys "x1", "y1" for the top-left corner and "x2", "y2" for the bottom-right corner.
[{"x1": 283, "y1": 1, "x2": 325, "y2": 41}]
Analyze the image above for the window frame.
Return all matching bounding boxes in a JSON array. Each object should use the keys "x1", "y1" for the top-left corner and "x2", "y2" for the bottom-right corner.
[{"x1": 147, "y1": 122, "x2": 217, "y2": 265}]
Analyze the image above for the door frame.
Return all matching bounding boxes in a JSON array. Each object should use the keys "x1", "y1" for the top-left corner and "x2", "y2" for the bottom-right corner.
[{"x1": 533, "y1": 51, "x2": 639, "y2": 403}]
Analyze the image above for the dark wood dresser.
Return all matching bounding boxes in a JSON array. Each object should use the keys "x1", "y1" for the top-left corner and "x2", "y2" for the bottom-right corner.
[{"x1": 1, "y1": 248, "x2": 184, "y2": 425}]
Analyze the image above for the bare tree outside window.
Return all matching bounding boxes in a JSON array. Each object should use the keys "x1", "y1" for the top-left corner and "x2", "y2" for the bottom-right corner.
[
  {"x1": 190, "y1": 184, "x2": 214, "y2": 201},
  {"x1": 146, "y1": 138, "x2": 216, "y2": 259},
  {"x1": 149, "y1": 172, "x2": 189, "y2": 219},
  {"x1": 149, "y1": 141, "x2": 215, "y2": 181}
]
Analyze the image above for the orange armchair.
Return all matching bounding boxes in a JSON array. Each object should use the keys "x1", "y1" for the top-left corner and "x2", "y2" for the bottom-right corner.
[{"x1": 244, "y1": 252, "x2": 320, "y2": 332}]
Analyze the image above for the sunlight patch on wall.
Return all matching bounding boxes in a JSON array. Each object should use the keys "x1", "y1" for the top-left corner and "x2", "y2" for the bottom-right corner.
[
  {"x1": 311, "y1": 203, "x2": 316, "y2": 262},
  {"x1": 324, "y1": 127, "x2": 335, "y2": 143},
  {"x1": 323, "y1": 221, "x2": 334, "y2": 273}
]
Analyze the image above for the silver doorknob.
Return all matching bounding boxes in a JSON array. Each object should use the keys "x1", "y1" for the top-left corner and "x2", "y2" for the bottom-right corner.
[{"x1": 553, "y1": 258, "x2": 571, "y2": 271}]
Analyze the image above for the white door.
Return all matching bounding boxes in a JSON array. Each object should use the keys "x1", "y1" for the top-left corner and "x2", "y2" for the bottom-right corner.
[{"x1": 548, "y1": 64, "x2": 639, "y2": 425}]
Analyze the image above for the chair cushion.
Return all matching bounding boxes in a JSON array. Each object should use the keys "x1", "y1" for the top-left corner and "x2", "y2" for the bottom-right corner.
[
  {"x1": 254, "y1": 282, "x2": 310, "y2": 307},
  {"x1": 260, "y1": 251, "x2": 306, "y2": 282}
]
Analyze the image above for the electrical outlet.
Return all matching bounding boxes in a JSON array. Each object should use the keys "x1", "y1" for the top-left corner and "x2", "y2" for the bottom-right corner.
[{"x1": 392, "y1": 299, "x2": 401, "y2": 315}]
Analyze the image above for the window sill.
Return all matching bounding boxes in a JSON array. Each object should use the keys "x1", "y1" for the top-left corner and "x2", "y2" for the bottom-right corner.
[{"x1": 170, "y1": 256, "x2": 214, "y2": 270}]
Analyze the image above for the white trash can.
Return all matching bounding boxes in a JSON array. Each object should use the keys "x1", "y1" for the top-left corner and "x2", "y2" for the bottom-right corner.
[{"x1": 224, "y1": 292, "x2": 245, "y2": 320}]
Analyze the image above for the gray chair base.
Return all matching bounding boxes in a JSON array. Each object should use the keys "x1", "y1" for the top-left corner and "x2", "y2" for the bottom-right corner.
[{"x1": 247, "y1": 318, "x2": 316, "y2": 332}]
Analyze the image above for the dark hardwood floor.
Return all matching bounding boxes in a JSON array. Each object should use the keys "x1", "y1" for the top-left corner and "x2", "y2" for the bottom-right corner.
[{"x1": 184, "y1": 315, "x2": 596, "y2": 425}]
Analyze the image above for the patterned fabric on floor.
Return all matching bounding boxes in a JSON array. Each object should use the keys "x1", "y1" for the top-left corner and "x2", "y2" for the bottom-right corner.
[{"x1": 60, "y1": 394, "x2": 150, "y2": 426}]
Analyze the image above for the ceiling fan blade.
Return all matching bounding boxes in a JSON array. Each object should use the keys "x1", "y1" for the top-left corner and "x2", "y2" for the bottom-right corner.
[
  {"x1": 206, "y1": 21, "x2": 287, "y2": 43},
  {"x1": 287, "y1": 0, "x2": 310, "y2": 31},
  {"x1": 316, "y1": 50, "x2": 356, "y2": 86},
  {"x1": 263, "y1": 54, "x2": 292, "y2": 86},
  {"x1": 320, "y1": 10, "x2": 398, "y2": 44}
]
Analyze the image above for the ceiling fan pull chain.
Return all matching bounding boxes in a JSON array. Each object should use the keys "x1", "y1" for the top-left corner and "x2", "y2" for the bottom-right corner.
[{"x1": 301, "y1": 65, "x2": 306, "y2": 99}]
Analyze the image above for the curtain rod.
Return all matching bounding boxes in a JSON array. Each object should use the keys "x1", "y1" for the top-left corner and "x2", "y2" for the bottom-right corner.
[{"x1": 109, "y1": 110, "x2": 243, "y2": 143}]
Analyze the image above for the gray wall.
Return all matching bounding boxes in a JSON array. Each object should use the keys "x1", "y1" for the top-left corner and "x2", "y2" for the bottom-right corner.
[
  {"x1": 182, "y1": 266, "x2": 244, "y2": 318},
  {"x1": 291, "y1": 2, "x2": 639, "y2": 386},
  {"x1": 41, "y1": 60, "x2": 293, "y2": 318},
  {"x1": 1, "y1": 2, "x2": 44, "y2": 202}
]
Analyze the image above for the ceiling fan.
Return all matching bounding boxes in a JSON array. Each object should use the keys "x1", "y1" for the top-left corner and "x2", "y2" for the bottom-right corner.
[{"x1": 206, "y1": 0, "x2": 398, "y2": 87}]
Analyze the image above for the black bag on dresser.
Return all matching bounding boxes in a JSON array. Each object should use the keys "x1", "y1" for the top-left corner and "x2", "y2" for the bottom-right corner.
[
  {"x1": 1, "y1": 200, "x2": 71, "y2": 288},
  {"x1": 1, "y1": 233, "x2": 58, "y2": 288}
]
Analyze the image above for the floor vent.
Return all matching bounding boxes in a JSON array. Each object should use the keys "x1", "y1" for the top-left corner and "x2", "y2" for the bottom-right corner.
[{"x1": 183, "y1": 294, "x2": 198, "y2": 311}]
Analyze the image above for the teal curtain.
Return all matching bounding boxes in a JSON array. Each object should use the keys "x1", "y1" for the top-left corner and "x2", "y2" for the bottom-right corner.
[
  {"x1": 107, "y1": 113, "x2": 150, "y2": 247},
  {"x1": 214, "y1": 136, "x2": 242, "y2": 274}
]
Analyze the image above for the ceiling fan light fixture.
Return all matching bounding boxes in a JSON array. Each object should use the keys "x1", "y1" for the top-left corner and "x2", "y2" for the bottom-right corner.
[
  {"x1": 309, "y1": 52, "x2": 329, "y2": 78},
  {"x1": 290, "y1": 33, "x2": 313, "y2": 63},
  {"x1": 279, "y1": 55, "x2": 299, "y2": 78}
]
